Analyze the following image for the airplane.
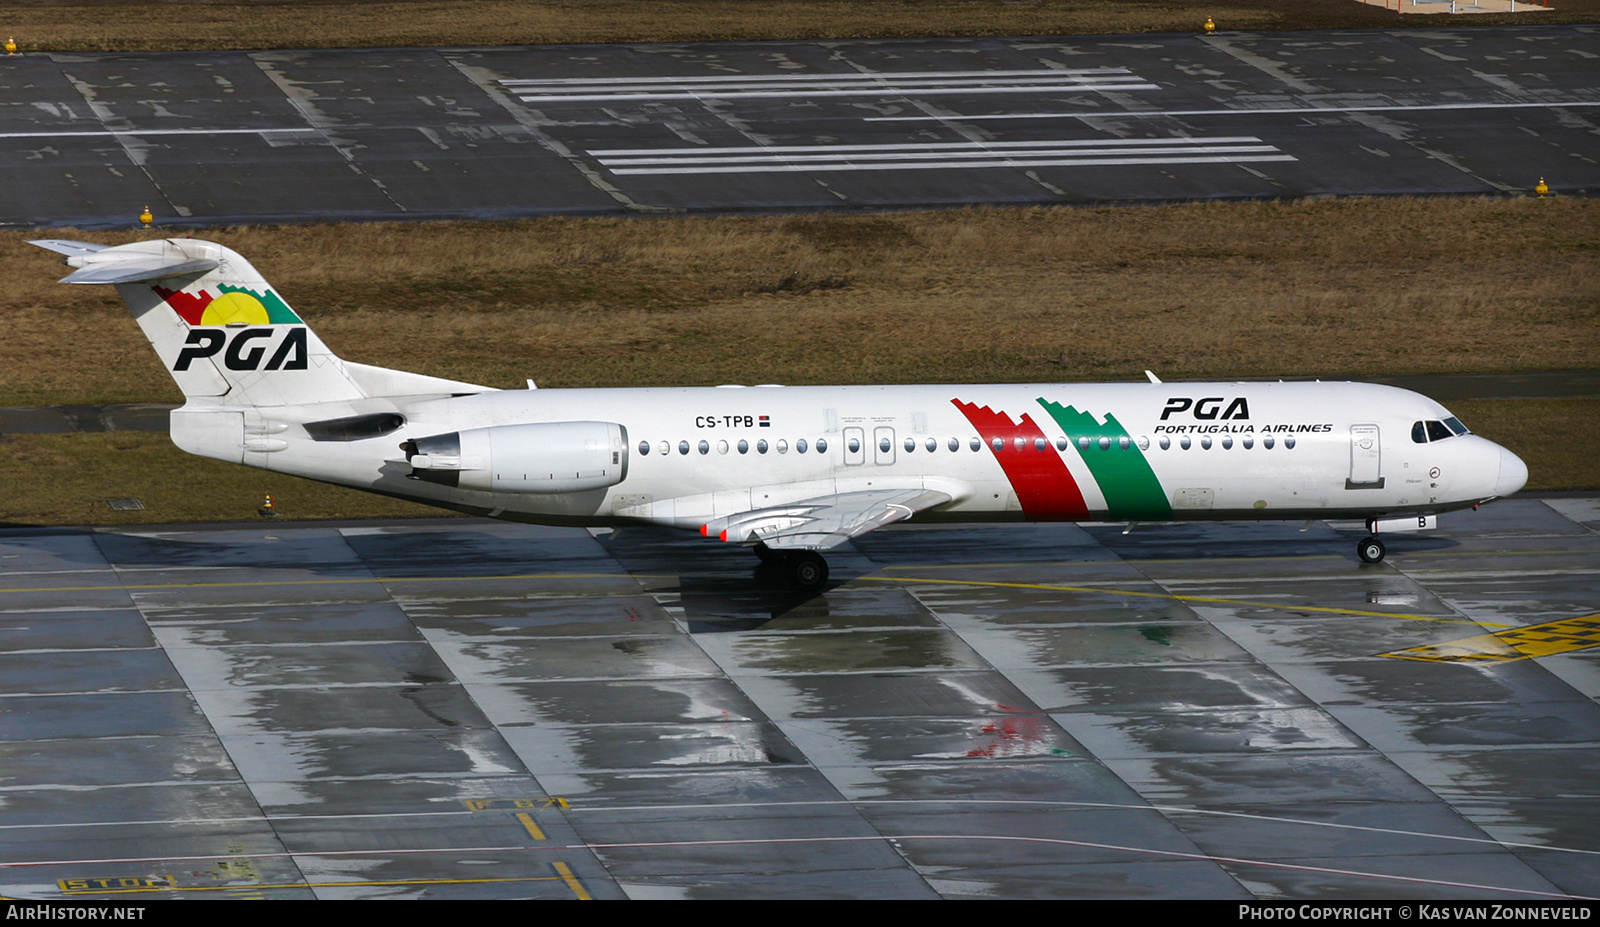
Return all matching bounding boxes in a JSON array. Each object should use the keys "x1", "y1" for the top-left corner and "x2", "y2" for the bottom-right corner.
[{"x1": 31, "y1": 237, "x2": 1528, "y2": 591}]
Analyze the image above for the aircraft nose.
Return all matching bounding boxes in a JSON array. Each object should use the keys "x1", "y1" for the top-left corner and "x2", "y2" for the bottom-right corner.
[{"x1": 1494, "y1": 444, "x2": 1528, "y2": 498}]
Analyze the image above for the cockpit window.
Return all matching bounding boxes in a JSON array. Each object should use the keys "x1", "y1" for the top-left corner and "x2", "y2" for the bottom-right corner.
[
  {"x1": 1444, "y1": 416, "x2": 1469, "y2": 436},
  {"x1": 1412, "y1": 421, "x2": 1428, "y2": 444},
  {"x1": 1426, "y1": 420, "x2": 1453, "y2": 442}
]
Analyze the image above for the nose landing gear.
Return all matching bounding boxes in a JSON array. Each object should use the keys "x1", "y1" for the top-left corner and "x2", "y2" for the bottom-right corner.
[{"x1": 1357, "y1": 536, "x2": 1387, "y2": 564}]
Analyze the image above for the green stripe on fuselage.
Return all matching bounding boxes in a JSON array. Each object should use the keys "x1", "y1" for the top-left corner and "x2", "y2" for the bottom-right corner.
[{"x1": 1037, "y1": 399, "x2": 1172, "y2": 520}]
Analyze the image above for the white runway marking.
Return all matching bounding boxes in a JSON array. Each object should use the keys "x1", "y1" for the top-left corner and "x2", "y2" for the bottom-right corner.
[
  {"x1": 588, "y1": 136, "x2": 1296, "y2": 175},
  {"x1": 500, "y1": 68, "x2": 1159, "y2": 103},
  {"x1": 865, "y1": 99, "x2": 1600, "y2": 121}
]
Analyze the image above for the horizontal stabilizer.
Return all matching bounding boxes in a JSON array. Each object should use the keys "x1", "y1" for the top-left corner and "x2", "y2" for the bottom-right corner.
[
  {"x1": 58, "y1": 258, "x2": 219, "y2": 285},
  {"x1": 29, "y1": 238, "x2": 220, "y2": 285},
  {"x1": 27, "y1": 239, "x2": 111, "y2": 256}
]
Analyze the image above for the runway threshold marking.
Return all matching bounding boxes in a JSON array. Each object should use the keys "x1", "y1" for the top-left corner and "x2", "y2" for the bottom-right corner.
[
  {"x1": 589, "y1": 136, "x2": 1295, "y2": 175},
  {"x1": 1381, "y1": 612, "x2": 1600, "y2": 664},
  {"x1": 867, "y1": 100, "x2": 1600, "y2": 121},
  {"x1": 500, "y1": 68, "x2": 1159, "y2": 103},
  {"x1": 869, "y1": 575, "x2": 1497, "y2": 626}
]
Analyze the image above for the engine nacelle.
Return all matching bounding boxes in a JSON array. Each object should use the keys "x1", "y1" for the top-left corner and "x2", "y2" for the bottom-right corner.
[{"x1": 403, "y1": 421, "x2": 628, "y2": 494}]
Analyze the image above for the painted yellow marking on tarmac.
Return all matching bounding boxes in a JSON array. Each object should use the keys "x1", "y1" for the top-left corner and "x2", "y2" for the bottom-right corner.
[
  {"x1": 1381, "y1": 613, "x2": 1600, "y2": 664},
  {"x1": 553, "y1": 861, "x2": 591, "y2": 901},
  {"x1": 58, "y1": 875, "x2": 175, "y2": 892},
  {"x1": 463, "y1": 797, "x2": 569, "y2": 811},
  {"x1": 870, "y1": 575, "x2": 1499, "y2": 626},
  {"x1": 516, "y1": 812, "x2": 547, "y2": 840}
]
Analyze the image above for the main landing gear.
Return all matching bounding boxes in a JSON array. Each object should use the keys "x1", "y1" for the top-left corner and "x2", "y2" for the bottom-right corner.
[{"x1": 753, "y1": 543, "x2": 830, "y2": 592}]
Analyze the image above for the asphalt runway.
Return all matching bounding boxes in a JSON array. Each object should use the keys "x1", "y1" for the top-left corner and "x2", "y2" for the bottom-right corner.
[
  {"x1": 1, "y1": 499, "x2": 1597, "y2": 900},
  {"x1": 2, "y1": 25, "x2": 1596, "y2": 228}
]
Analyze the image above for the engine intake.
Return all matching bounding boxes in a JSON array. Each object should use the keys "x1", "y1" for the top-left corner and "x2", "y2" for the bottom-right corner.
[{"x1": 402, "y1": 421, "x2": 628, "y2": 493}]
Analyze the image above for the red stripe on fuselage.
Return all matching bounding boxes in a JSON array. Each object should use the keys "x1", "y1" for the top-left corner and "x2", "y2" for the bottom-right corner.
[{"x1": 952, "y1": 400, "x2": 1089, "y2": 520}]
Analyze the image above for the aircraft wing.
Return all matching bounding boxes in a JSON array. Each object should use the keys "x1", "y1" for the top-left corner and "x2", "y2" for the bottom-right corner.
[{"x1": 702, "y1": 485, "x2": 956, "y2": 551}]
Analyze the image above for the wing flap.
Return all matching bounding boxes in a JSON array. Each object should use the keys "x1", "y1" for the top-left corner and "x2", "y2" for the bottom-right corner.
[{"x1": 709, "y1": 486, "x2": 955, "y2": 551}]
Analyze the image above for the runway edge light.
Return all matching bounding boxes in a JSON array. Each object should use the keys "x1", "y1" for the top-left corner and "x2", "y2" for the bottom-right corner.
[
  {"x1": 4, "y1": 37, "x2": 17, "y2": 56},
  {"x1": 1204, "y1": 17, "x2": 1216, "y2": 33},
  {"x1": 1535, "y1": 177, "x2": 1549, "y2": 197},
  {"x1": 139, "y1": 206, "x2": 153, "y2": 228}
]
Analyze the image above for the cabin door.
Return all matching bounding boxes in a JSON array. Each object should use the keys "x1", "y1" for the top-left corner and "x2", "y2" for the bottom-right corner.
[{"x1": 1348, "y1": 424, "x2": 1384, "y2": 488}]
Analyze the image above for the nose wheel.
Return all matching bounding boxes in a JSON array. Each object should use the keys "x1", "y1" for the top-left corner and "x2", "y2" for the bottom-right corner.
[{"x1": 1358, "y1": 536, "x2": 1387, "y2": 564}]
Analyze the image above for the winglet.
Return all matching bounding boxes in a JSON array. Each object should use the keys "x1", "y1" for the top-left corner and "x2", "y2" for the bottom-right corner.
[{"x1": 1145, "y1": 370, "x2": 1162, "y2": 384}]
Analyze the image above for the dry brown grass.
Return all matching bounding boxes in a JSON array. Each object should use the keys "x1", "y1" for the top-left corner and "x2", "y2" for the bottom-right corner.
[
  {"x1": 7, "y1": 198, "x2": 1597, "y2": 406},
  {"x1": 1, "y1": 0, "x2": 1596, "y2": 54}
]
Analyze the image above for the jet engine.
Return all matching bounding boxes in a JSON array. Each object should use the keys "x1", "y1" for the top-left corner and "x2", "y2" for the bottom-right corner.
[{"x1": 401, "y1": 421, "x2": 628, "y2": 493}]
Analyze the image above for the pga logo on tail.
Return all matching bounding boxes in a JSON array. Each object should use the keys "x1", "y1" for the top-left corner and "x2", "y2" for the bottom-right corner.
[{"x1": 174, "y1": 326, "x2": 308, "y2": 372}]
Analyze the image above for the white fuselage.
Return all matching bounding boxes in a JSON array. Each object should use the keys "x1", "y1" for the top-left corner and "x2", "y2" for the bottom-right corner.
[{"x1": 180, "y1": 379, "x2": 1524, "y2": 534}]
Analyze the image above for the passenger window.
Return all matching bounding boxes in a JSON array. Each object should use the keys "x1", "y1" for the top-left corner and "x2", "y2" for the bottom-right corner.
[
  {"x1": 1412, "y1": 421, "x2": 1428, "y2": 444},
  {"x1": 1264, "y1": 435, "x2": 1274, "y2": 449},
  {"x1": 905, "y1": 437, "x2": 916, "y2": 452},
  {"x1": 777, "y1": 439, "x2": 789, "y2": 454},
  {"x1": 816, "y1": 438, "x2": 827, "y2": 453},
  {"x1": 1014, "y1": 437, "x2": 1026, "y2": 451},
  {"x1": 1138, "y1": 436, "x2": 1149, "y2": 451},
  {"x1": 1427, "y1": 420, "x2": 1453, "y2": 442},
  {"x1": 658, "y1": 440, "x2": 669, "y2": 456},
  {"x1": 848, "y1": 437, "x2": 861, "y2": 453},
  {"x1": 699, "y1": 440, "x2": 710, "y2": 455},
  {"x1": 1201, "y1": 437, "x2": 1212, "y2": 450},
  {"x1": 1035, "y1": 437, "x2": 1047, "y2": 452},
  {"x1": 948, "y1": 437, "x2": 959, "y2": 452},
  {"x1": 1078, "y1": 436, "x2": 1090, "y2": 451},
  {"x1": 717, "y1": 440, "x2": 729, "y2": 455},
  {"x1": 1118, "y1": 436, "x2": 1130, "y2": 450},
  {"x1": 1181, "y1": 436, "x2": 1192, "y2": 450},
  {"x1": 679, "y1": 440, "x2": 690, "y2": 456},
  {"x1": 738, "y1": 439, "x2": 749, "y2": 454},
  {"x1": 1159, "y1": 436, "x2": 1170, "y2": 450},
  {"x1": 758, "y1": 439, "x2": 769, "y2": 454},
  {"x1": 1285, "y1": 436, "x2": 1295, "y2": 449},
  {"x1": 1221, "y1": 436, "x2": 1232, "y2": 450},
  {"x1": 1242, "y1": 436, "x2": 1253, "y2": 449},
  {"x1": 797, "y1": 439, "x2": 808, "y2": 454},
  {"x1": 639, "y1": 440, "x2": 650, "y2": 455},
  {"x1": 1098, "y1": 437, "x2": 1110, "y2": 450},
  {"x1": 992, "y1": 438, "x2": 1004, "y2": 452},
  {"x1": 881, "y1": 437, "x2": 892, "y2": 453},
  {"x1": 927, "y1": 437, "x2": 937, "y2": 453},
  {"x1": 970, "y1": 437, "x2": 981, "y2": 452}
]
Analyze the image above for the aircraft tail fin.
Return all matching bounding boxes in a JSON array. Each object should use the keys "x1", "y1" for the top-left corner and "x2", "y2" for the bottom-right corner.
[{"x1": 31, "y1": 238, "x2": 492, "y2": 406}]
